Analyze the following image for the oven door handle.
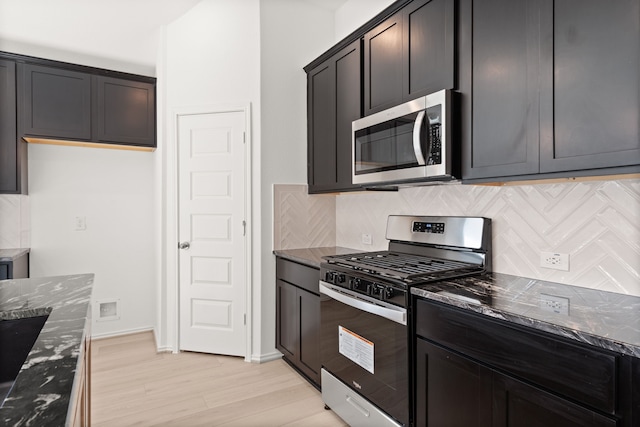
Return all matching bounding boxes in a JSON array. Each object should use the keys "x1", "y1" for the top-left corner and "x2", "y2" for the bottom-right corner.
[{"x1": 320, "y1": 282, "x2": 407, "y2": 325}]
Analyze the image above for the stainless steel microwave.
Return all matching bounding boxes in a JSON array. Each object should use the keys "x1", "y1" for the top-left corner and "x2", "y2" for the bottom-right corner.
[{"x1": 352, "y1": 89, "x2": 452, "y2": 186}]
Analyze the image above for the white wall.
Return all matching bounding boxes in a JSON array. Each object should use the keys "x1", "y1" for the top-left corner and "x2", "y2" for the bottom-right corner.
[
  {"x1": 4, "y1": 38, "x2": 160, "y2": 339},
  {"x1": 28, "y1": 144, "x2": 157, "y2": 337},
  {"x1": 260, "y1": 0, "x2": 336, "y2": 358},
  {"x1": 159, "y1": 0, "x2": 262, "y2": 354},
  {"x1": 334, "y1": 0, "x2": 394, "y2": 42}
]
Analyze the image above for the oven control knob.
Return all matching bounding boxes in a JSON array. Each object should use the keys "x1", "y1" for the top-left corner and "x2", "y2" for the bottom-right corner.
[
  {"x1": 325, "y1": 271, "x2": 335, "y2": 283},
  {"x1": 384, "y1": 287, "x2": 395, "y2": 300},
  {"x1": 337, "y1": 274, "x2": 346, "y2": 284},
  {"x1": 351, "y1": 278, "x2": 361, "y2": 290}
]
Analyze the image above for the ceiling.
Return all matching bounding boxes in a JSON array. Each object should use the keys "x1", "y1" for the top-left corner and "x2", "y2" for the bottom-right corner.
[{"x1": 0, "y1": 0, "x2": 347, "y2": 71}]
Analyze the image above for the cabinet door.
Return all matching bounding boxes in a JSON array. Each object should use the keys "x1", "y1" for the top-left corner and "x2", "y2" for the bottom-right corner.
[
  {"x1": 0, "y1": 263, "x2": 8, "y2": 280},
  {"x1": 364, "y1": 12, "x2": 403, "y2": 115},
  {"x1": 493, "y1": 374, "x2": 618, "y2": 427},
  {"x1": 460, "y1": 0, "x2": 542, "y2": 180},
  {"x1": 539, "y1": 0, "x2": 640, "y2": 173},
  {"x1": 298, "y1": 287, "x2": 320, "y2": 384},
  {"x1": 0, "y1": 59, "x2": 18, "y2": 193},
  {"x1": 403, "y1": 0, "x2": 455, "y2": 100},
  {"x1": 415, "y1": 338, "x2": 492, "y2": 426},
  {"x1": 93, "y1": 76, "x2": 156, "y2": 147},
  {"x1": 276, "y1": 279, "x2": 298, "y2": 358},
  {"x1": 307, "y1": 62, "x2": 336, "y2": 190},
  {"x1": 21, "y1": 64, "x2": 91, "y2": 140},
  {"x1": 307, "y1": 40, "x2": 361, "y2": 194},
  {"x1": 335, "y1": 41, "x2": 362, "y2": 190}
]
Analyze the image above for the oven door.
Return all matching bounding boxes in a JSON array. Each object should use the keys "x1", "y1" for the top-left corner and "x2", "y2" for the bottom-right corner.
[{"x1": 320, "y1": 282, "x2": 409, "y2": 426}]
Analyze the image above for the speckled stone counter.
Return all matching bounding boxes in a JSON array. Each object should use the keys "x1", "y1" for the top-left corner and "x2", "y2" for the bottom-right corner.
[
  {"x1": 411, "y1": 272, "x2": 640, "y2": 358},
  {"x1": 0, "y1": 274, "x2": 94, "y2": 426},
  {"x1": 273, "y1": 246, "x2": 361, "y2": 269},
  {"x1": 0, "y1": 249, "x2": 30, "y2": 262}
]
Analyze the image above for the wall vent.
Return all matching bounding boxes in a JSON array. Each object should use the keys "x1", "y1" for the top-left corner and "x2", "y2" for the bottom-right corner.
[{"x1": 96, "y1": 299, "x2": 120, "y2": 322}]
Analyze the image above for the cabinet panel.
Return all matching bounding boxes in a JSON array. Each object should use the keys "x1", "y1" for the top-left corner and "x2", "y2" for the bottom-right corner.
[
  {"x1": 335, "y1": 43, "x2": 362, "y2": 188},
  {"x1": 0, "y1": 264, "x2": 8, "y2": 280},
  {"x1": 307, "y1": 39, "x2": 361, "y2": 194},
  {"x1": 416, "y1": 299, "x2": 618, "y2": 414},
  {"x1": 415, "y1": 338, "x2": 492, "y2": 426},
  {"x1": 275, "y1": 257, "x2": 321, "y2": 387},
  {"x1": 540, "y1": 0, "x2": 640, "y2": 172},
  {"x1": 298, "y1": 287, "x2": 320, "y2": 383},
  {"x1": 21, "y1": 64, "x2": 91, "y2": 140},
  {"x1": 364, "y1": 14, "x2": 404, "y2": 115},
  {"x1": 403, "y1": 0, "x2": 455, "y2": 99},
  {"x1": 460, "y1": 0, "x2": 541, "y2": 179},
  {"x1": 94, "y1": 76, "x2": 156, "y2": 147},
  {"x1": 0, "y1": 59, "x2": 18, "y2": 193},
  {"x1": 276, "y1": 279, "x2": 298, "y2": 358},
  {"x1": 494, "y1": 374, "x2": 618, "y2": 427},
  {"x1": 308, "y1": 63, "x2": 336, "y2": 189}
]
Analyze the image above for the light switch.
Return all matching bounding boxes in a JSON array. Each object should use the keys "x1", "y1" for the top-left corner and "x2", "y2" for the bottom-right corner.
[{"x1": 75, "y1": 216, "x2": 87, "y2": 231}]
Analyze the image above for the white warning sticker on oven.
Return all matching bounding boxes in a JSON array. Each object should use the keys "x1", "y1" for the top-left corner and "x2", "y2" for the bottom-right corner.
[{"x1": 338, "y1": 326, "x2": 374, "y2": 374}]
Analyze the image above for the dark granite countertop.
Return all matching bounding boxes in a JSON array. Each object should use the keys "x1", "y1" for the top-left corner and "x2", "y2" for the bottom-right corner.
[
  {"x1": 0, "y1": 274, "x2": 94, "y2": 426},
  {"x1": 0, "y1": 249, "x2": 30, "y2": 262},
  {"x1": 411, "y1": 272, "x2": 640, "y2": 358},
  {"x1": 273, "y1": 246, "x2": 361, "y2": 269}
]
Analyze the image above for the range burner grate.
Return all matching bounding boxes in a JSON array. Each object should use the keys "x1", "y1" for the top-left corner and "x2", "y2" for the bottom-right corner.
[{"x1": 326, "y1": 251, "x2": 480, "y2": 281}]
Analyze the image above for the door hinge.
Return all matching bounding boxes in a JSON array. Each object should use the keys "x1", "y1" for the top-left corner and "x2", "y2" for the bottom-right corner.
[
  {"x1": 244, "y1": 314, "x2": 247, "y2": 325},
  {"x1": 243, "y1": 132, "x2": 246, "y2": 144},
  {"x1": 242, "y1": 220, "x2": 246, "y2": 236}
]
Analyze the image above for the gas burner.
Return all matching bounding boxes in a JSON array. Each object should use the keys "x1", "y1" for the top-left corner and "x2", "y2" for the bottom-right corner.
[{"x1": 326, "y1": 251, "x2": 480, "y2": 282}]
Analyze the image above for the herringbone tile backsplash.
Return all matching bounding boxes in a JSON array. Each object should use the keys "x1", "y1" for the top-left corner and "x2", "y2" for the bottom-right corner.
[
  {"x1": 0, "y1": 195, "x2": 30, "y2": 249},
  {"x1": 273, "y1": 185, "x2": 336, "y2": 250},
  {"x1": 275, "y1": 179, "x2": 640, "y2": 297}
]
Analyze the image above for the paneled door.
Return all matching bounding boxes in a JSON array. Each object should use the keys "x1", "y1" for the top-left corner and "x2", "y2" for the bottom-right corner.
[{"x1": 178, "y1": 110, "x2": 247, "y2": 357}]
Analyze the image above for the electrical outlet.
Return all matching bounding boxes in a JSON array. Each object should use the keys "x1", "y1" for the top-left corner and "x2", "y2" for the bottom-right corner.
[
  {"x1": 540, "y1": 251, "x2": 569, "y2": 271},
  {"x1": 75, "y1": 216, "x2": 87, "y2": 231},
  {"x1": 540, "y1": 294, "x2": 570, "y2": 316},
  {"x1": 362, "y1": 233, "x2": 372, "y2": 245}
]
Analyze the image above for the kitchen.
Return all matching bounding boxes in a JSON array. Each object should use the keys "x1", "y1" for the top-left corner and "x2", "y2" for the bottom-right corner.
[{"x1": 0, "y1": 0, "x2": 639, "y2": 426}]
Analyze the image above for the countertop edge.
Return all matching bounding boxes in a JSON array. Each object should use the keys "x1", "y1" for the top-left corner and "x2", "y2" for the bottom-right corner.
[
  {"x1": 412, "y1": 284, "x2": 640, "y2": 358},
  {"x1": 0, "y1": 274, "x2": 94, "y2": 426}
]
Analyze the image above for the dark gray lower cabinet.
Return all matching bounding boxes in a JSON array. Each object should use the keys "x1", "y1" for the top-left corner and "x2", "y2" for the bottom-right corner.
[
  {"x1": 415, "y1": 299, "x2": 636, "y2": 426},
  {"x1": 0, "y1": 253, "x2": 29, "y2": 280},
  {"x1": 275, "y1": 257, "x2": 320, "y2": 387}
]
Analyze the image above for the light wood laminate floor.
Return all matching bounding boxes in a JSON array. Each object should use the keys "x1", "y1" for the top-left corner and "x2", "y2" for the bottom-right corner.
[{"x1": 91, "y1": 331, "x2": 347, "y2": 426}]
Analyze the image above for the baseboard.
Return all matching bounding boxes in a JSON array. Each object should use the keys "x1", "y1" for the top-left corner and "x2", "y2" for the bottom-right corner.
[
  {"x1": 90, "y1": 326, "x2": 154, "y2": 341},
  {"x1": 250, "y1": 350, "x2": 283, "y2": 364}
]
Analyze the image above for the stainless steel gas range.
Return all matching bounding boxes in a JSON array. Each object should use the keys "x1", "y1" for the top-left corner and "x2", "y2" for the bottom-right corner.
[{"x1": 319, "y1": 215, "x2": 492, "y2": 427}]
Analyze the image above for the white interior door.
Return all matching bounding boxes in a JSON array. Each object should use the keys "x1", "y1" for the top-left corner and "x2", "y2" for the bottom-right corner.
[{"x1": 178, "y1": 110, "x2": 247, "y2": 357}]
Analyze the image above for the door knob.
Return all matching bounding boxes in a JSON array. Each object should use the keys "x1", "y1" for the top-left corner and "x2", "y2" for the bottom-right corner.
[{"x1": 179, "y1": 242, "x2": 190, "y2": 250}]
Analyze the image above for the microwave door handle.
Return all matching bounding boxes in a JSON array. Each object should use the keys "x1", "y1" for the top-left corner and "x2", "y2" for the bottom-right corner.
[{"x1": 413, "y1": 111, "x2": 427, "y2": 165}]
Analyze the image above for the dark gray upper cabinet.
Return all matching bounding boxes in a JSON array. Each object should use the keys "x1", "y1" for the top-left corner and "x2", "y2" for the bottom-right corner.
[
  {"x1": 307, "y1": 40, "x2": 362, "y2": 194},
  {"x1": 539, "y1": 0, "x2": 640, "y2": 173},
  {"x1": 93, "y1": 76, "x2": 155, "y2": 147},
  {"x1": 0, "y1": 58, "x2": 23, "y2": 194},
  {"x1": 461, "y1": 0, "x2": 640, "y2": 181},
  {"x1": 364, "y1": 0, "x2": 455, "y2": 116},
  {"x1": 459, "y1": 0, "x2": 541, "y2": 179},
  {"x1": 17, "y1": 59, "x2": 156, "y2": 149},
  {"x1": 21, "y1": 64, "x2": 92, "y2": 140}
]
